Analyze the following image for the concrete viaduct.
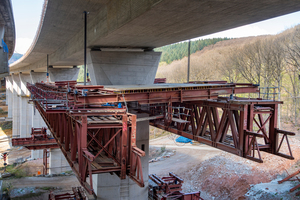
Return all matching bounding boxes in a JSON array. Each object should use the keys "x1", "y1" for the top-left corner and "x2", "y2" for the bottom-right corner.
[
  {"x1": 0, "y1": 0, "x2": 15, "y2": 78},
  {"x1": 4, "y1": 0, "x2": 300, "y2": 199}
]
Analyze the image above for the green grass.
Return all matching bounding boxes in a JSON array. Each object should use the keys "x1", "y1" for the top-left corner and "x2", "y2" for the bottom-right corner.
[
  {"x1": 4, "y1": 164, "x2": 26, "y2": 178},
  {"x1": 39, "y1": 186, "x2": 55, "y2": 191},
  {"x1": 11, "y1": 192, "x2": 44, "y2": 200},
  {"x1": 0, "y1": 121, "x2": 12, "y2": 130}
]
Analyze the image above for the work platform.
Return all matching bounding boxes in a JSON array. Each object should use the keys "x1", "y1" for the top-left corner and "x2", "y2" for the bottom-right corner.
[{"x1": 23, "y1": 81, "x2": 294, "y2": 195}]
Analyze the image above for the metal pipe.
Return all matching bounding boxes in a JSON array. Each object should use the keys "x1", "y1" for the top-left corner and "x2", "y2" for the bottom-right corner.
[
  {"x1": 46, "y1": 54, "x2": 49, "y2": 83},
  {"x1": 83, "y1": 11, "x2": 88, "y2": 86},
  {"x1": 187, "y1": 40, "x2": 191, "y2": 83}
]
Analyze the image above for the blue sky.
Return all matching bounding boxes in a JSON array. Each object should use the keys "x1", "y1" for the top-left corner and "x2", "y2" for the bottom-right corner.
[{"x1": 11, "y1": 0, "x2": 300, "y2": 54}]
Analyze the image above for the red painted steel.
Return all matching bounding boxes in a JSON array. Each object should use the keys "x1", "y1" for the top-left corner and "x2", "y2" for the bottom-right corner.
[
  {"x1": 48, "y1": 187, "x2": 86, "y2": 200},
  {"x1": 25, "y1": 80, "x2": 294, "y2": 195},
  {"x1": 149, "y1": 172, "x2": 203, "y2": 200},
  {"x1": 278, "y1": 169, "x2": 300, "y2": 196},
  {"x1": 11, "y1": 127, "x2": 58, "y2": 175},
  {"x1": 149, "y1": 97, "x2": 295, "y2": 163}
]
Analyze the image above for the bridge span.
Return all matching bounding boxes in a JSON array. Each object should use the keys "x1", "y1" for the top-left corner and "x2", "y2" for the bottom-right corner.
[
  {"x1": 4, "y1": 1, "x2": 300, "y2": 199},
  {"x1": 9, "y1": 0, "x2": 300, "y2": 74}
]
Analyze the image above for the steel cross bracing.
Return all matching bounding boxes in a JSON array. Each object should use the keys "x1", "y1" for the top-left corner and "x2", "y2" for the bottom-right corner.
[
  {"x1": 25, "y1": 81, "x2": 294, "y2": 194},
  {"x1": 148, "y1": 97, "x2": 295, "y2": 163}
]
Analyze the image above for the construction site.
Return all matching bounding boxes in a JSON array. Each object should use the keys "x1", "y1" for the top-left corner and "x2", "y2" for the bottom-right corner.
[
  {"x1": 1, "y1": 0, "x2": 300, "y2": 199},
  {"x1": 0, "y1": 79, "x2": 298, "y2": 200}
]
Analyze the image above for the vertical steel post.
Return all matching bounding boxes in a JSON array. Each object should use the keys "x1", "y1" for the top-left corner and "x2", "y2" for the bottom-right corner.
[
  {"x1": 46, "y1": 54, "x2": 49, "y2": 83},
  {"x1": 187, "y1": 40, "x2": 191, "y2": 83},
  {"x1": 83, "y1": 11, "x2": 88, "y2": 85}
]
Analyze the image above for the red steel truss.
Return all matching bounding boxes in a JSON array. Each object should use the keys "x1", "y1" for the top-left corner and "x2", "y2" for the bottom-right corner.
[
  {"x1": 25, "y1": 81, "x2": 294, "y2": 195},
  {"x1": 148, "y1": 97, "x2": 295, "y2": 163}
]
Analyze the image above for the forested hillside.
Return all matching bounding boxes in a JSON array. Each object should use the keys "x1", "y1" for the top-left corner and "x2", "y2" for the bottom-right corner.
[
  {"x1": 155, "y1": 38, "x2": 230, "y2": 64},
  {"x1": 156, "y1": 25, "x2": 300, "y2": 126},
  {"x1": 8, "y1": 53, "x2": 23, "y2": 64}
]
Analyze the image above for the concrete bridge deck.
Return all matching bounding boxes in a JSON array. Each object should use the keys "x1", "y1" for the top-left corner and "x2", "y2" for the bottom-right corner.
[{"x1": 9, "y1": 0, "x2": 300, "y2": 73}]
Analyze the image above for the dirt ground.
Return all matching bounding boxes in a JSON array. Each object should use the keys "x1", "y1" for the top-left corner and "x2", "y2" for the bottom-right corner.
[
  {"x1": 149, "y1": 131, "x2": 300, "y2": 200},
  {"x1": 4, "y1": 175, "x2": 81, "y2": 200}
]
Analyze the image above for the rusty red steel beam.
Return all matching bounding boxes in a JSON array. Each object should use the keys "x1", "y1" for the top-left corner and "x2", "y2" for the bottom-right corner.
[
  {"x1": 149, "y1": 98, "x2": 294, "y2": 163},
  {"x1": 148, "y1": 172, "x2": 203, "y2": 200},
  {"x1": 32, "y1": 99, "x2": 145, "y2": 195},
  {"x1": 25, "y1": 81, "x2": 295, "y2": 194},
  {"x1": 12, "y1": 137, "x2": 58, "y2": 150},
  {"x1": 27, "y1": 82, "x2": 259, "y2": 108}
]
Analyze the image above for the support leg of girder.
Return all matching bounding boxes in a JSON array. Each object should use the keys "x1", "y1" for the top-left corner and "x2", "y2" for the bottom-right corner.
[{"x1": 92, "y1": 113, "x2": 149, "y2": 200}]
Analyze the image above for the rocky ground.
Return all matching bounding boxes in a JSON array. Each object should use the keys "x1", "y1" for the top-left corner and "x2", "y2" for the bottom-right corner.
[{"x1": 149, "y1": 129, "x2": 300, "y2": 200}]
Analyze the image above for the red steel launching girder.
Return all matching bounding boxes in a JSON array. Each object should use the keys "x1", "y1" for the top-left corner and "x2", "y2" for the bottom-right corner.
[
  {"x1": 149, "y1": 97, "x2": 295, "y2": 163},
  {"x1": 25, "y1": 81, "x2": 294, "y2": 194}
]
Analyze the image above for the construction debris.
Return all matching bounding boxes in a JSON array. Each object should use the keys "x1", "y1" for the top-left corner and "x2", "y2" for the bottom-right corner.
[
  {"x1": 278, "y1": 169, "x2": 300, "y2": 196},
  {"x1": 149, "y1": 172, "x2": 203, "y2": 200},
  {"x1": 48, "y1": 187, "x2": 86, "y2": 200}
]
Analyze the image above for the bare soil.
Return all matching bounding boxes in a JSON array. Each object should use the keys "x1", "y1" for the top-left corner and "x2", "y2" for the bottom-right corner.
[{"x1": 149, "y1": 132, "x2": 300, "y2": 200}]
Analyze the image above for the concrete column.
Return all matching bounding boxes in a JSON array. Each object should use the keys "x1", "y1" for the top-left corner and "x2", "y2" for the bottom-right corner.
[
  {"x1": 19, "y1": 73, "x2": 32, "y2": 138},
  {"x1": 48, "y1": 67, "x2": 79, "y2": 82},
  {"x1": 0, "y1": 25, "x2": 8, "y2": 77},
  {"x1": 30, "y1": 71, "x2": 72, "y2": 169},
  {"x1": 92, "y1": 113, "x2": 149, "y2": 200},
  {"x1": 5, "y1": 76, "x2": 13, "y2": 118},
  {"x1": 30, "y1": 71, "x2": 47, "y2": 83},
  {"x1": 49, "y1": 148, "x2": 71, "y2": 174},
  {"x1": 11, "y1": 74, "x2": 21, "y2": 138},
  {"x1": 87, "y1": 51, "x2": 161, "y2": 85},
  {"x1": 0, "y1": 25, "x2": 4, "y2": 42},
  {"x1": 30, "y1": 72, "x2": 47, "y2": 159}
]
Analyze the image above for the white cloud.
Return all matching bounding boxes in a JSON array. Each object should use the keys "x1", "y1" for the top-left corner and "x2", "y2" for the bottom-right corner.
[{"x1": 14, "y1": 38, "x2": 33, "y2": 54}]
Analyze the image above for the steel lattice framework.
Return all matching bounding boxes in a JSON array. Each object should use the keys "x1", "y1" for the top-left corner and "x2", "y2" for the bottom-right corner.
[{"x1": 24, "y1": 81, "x2": 295, "y2": 195}]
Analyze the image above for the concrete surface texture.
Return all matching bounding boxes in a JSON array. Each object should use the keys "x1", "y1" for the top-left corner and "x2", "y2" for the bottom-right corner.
[
  {"x1": 5, "y1": 76, "x2": 12, "y2": 118},
  {"x1": 7, "y1": 72, "x2": 71, "y2": 165},
  {"x1": 11, "y1": 74, "x2": 20, "y2": 137},
  {"x1": 30, "y1": 72, "x2": 48, "y2": 159},
  {"x1": 0, "y1": 0, "x2": 15, "y2": 59},
  {"x1": 10, "y1": 0, "x2": 300, "y2": 73},
  {"x1": 0, "y1": 50, "x2": 9, "y2": 78},
  {"x1": 48, "y1": 67, "x2": 79, "y2": 82},
  {"x1": 49, "y1": 148, "x2": 71, "y2": 174},
  {"x1": 87, "y1": 51, "x2": 161, "y2": 85},
  {"x1": 92, "y1": 113, "x2": 149, "y2": 200},
  {"x1": 30, "y1": 71, "x2": 47, "y2": 84}
]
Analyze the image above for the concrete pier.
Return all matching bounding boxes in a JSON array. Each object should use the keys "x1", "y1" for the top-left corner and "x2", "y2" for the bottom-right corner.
[
  {"x1": 19, "y1": 74, "x2": 32, "y2": 138},
  {"x1": 48, "y1": 67, "x2": 79, "y2": 82},
  {"x1": 49, "y1": 148, "x2": 71, "y2": 174},
  {"x1": 5, "y1": 76, "x2": 12, "y2": 118},
  {"x1": 11, "y1": 74, "x2": 20, "y2": 138},
  {"x1": 87, "y1": 51, "x2": 161, "y2": 85}
]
